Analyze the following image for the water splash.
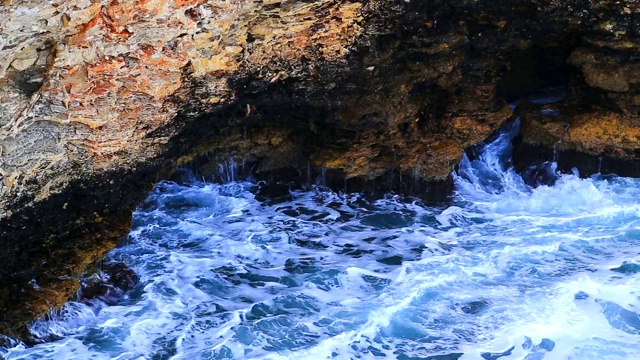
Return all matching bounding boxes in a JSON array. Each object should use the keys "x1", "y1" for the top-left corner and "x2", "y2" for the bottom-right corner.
[
  {"x1": 218, "y1": 158, "x2": 239, "y2": 183},
  {"x1": 454, "y1": 118, "x2": 529, "y2": 196},
  {"x1": 4, "y1": 120, "x2": 640, "y2": 360}
]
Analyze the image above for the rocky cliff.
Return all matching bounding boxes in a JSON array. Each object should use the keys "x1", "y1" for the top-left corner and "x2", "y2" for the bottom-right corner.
[{"x1": 0, "y1": 0, "x2": 639, "y2": 340}]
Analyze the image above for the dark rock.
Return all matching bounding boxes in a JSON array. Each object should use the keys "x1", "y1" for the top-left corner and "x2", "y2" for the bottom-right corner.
[
  {"x1": 253, "y1": 182, "x2": 293, "y2": 204},
  {"x1": 2, "y1": 0, "x2": 640, "y2": 340},
  {"x1": 103, "y1": 263, "x2": 139, "y2": 291},
  {"x1": 521, "y1": 161, "x2": 559, "y2": 187},
  {"x1": 79, "y1": 262, "x2": 139, "y2": 305},
  {"x1": 168, "y1": 168, "x2": 196, "y2": 184}
]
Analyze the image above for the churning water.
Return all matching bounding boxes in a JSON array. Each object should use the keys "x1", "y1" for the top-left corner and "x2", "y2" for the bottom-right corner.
[{"x1": 4, "y1": 119, "x2": 640, "y2": 359}]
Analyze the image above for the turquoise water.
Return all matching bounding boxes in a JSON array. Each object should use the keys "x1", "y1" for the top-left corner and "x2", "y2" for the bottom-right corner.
[{"x1": 3, "y1": 120, "x2": 640, "y2": 359}]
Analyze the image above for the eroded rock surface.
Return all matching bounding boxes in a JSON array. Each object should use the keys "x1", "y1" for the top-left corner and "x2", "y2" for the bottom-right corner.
[
  {"x1": 0, "y1": 0, "x2": 367, "y2": 338},
  {"x1": 0, "y1": 0, "x2": 639, "y2": 339},
  {"x1": 512, "y1": 2, "x2": 640, "y2": 177}
]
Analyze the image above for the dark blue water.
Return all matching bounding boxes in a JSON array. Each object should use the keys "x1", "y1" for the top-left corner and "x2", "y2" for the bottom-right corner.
[{"x1": 4, "y1": 120, "x2": 640, "y2": 359}]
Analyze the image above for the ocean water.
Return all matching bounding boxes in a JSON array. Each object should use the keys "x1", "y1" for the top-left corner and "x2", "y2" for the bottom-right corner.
[{"x1": 3, "y1": 120, "x2": 640, "y2": 359}]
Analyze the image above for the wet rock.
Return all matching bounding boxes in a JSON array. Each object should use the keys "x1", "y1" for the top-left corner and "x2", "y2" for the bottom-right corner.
[
  {"x1": 0, "y1": 335, "x2": 21, "y2": 350},
  {"x1": 515, "y1": 106, "x2": 640, "y2": 178},
  {"x1": 1, "y1": 0, "x2": 640, "y2": 340},
  {"x1": 253, "y1": 182, "x2": 293, "y2": 204},
  {"x1": 168, "y1": 168, "x2": 196, "y2": 185},
  {"x1": 102, "y1": 263, "x2": 139, "y2": 291},
  {"x1": 521, "y1": 161, "x2": 559, "y2": 187},
  {"x1": 79, "y1": 262, "x2": 139, "y2": 305}
]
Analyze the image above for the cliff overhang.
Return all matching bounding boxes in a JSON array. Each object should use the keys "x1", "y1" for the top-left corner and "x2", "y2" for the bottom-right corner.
[{"x1": 1, "y1": 0, "x2": 639, "y2": 340}]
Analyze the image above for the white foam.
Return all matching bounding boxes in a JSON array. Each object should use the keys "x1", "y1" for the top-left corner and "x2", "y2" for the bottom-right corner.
[{"x1": 5, "y1": 123, "x2": 640, "y2": 359}]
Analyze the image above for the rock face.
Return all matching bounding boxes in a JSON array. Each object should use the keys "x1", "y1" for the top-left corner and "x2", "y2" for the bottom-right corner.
[
  {"x1": 511, "y1": 3, "x2": 640, "y2": 177},
  {"x1": 0, "y1": 0, "x2": 639, "y2": 340}
]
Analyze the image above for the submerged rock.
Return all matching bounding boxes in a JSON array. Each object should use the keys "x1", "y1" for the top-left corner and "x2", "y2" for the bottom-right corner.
[
  {"x1": 0, "y1": 0, "x2": 639, "y2": 339},
  {"x1": 79, "y1": 262, "x2": 139, "y2": 305}
]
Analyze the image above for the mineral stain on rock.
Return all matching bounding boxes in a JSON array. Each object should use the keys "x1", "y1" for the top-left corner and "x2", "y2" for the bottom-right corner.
[{"x1": 0, "y1": 0, "x2": 639, "y2": 340}]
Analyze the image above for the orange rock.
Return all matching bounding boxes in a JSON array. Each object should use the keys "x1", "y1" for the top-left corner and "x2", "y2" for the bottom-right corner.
[{"x1": 173, "y1": 0, "x2": 207, "y2": 8}]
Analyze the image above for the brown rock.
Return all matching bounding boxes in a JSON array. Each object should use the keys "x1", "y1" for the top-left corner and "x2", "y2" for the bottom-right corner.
[{"x1": 1, "y1": 0, "x2": 640, "y2": 341}]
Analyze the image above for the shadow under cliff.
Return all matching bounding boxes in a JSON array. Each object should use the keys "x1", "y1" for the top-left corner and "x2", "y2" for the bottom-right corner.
[{"x1": 3, "y1": 0, "x2": 640, "y2": 343}]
